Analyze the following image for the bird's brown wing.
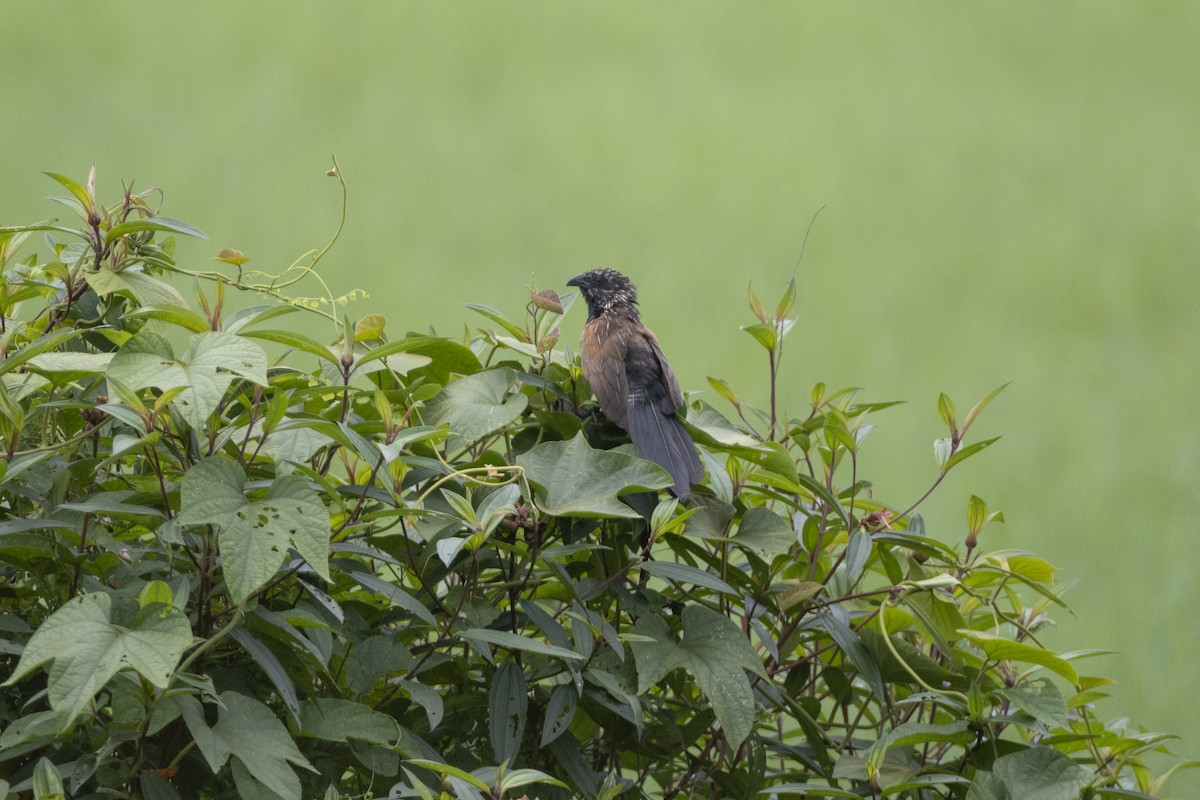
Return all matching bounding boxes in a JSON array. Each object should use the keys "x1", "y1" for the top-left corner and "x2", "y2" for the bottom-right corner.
[
  {"x1": 580, "y1": 315, "x2": 630, "y2": 429},
  {"x1": 640, "y1": 326, "x2": 685, "y2": 412}
]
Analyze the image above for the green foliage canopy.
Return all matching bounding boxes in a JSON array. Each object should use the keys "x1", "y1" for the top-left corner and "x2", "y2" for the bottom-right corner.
[{"x1": 0, "y1": 170, "x2": 1192, "y2": 799}]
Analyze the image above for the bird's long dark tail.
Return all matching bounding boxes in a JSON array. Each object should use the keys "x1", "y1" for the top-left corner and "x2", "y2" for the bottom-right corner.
[{"x1": 627, "y1": 404, "x2": 704, "y2": 501}]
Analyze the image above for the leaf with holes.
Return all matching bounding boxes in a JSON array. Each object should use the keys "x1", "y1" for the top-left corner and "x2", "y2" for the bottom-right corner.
[{"x1": 179, "y1": 458, "x2": 330, "y2": 602}]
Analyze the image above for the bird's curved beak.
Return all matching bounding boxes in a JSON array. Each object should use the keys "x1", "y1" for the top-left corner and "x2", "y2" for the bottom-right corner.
[{"x1": 566, "y1": 274, "x2": 587, "y2": 289}]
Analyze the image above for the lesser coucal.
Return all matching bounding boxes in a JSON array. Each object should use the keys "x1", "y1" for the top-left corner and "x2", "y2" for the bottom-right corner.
[{"x1": 567, "y1": 268, "x2": 703, "y2": 501}]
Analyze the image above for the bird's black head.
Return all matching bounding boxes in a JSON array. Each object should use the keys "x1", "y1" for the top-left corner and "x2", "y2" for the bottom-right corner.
[{"x1": 567, "y1": 268, "x2": 639, "y2": 320}]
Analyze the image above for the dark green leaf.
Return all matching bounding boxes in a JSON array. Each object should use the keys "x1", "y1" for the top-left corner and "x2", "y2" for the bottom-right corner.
[
  {"x1": 300, "y1": 697, "x2": 401, "y2": 746},
  {"x1": 631, "y1": 607, "x2": 766, "y2": 748},
  {"x1": 489, "y1": 661, "x2": 527, "y2": 766},
  {"x1": 231, "y1": 628, "x2": 301, "y2": 725},
  {"x1": 540, "y1": 684, "x2": 577, "y2": 746},
  {"x1": 815, "y1": 609, "x2": 888, "y2": 704},
  {"x1": 341, "y1": 566, "x2": 436, "y2": 627},
  {"x1": 992, "y1": 746, "x2": 1090, "y2": 800},
  {"x1": 639, "y1": 560, "x2": 738, "y2": 595},
  {"x1": 866, "y1": 721, "x2": 972, "y2": 776},
  {"x1": 458, "y1": 628, "x2": 584, "y2": 663}
]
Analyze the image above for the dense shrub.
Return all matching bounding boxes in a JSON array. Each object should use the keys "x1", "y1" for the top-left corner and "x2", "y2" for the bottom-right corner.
[{"x1": 0, "y1": 169, "x2": 1189, "y2": 799}]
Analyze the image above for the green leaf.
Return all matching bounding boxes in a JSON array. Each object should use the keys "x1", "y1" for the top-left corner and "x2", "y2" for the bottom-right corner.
[
  {"x1": 707, "y1": 376, "x2": 742, "y2": 408},
  {"x1": 937, "y1": 392, "x2": 958, "y2": 432},
  {"x1": 424, "y1": 367, "x2": 528, "y2": 444},
  {"x1": 299, "y1": 697, "x2": 401, "y2": 746},
  {"x1": 497, "y1": 768, "x2": 570, "y2": 794},
  {"x1": 758, "y1": 784, "x2": 861, "y2": 798},
  {"x1": 0, "y1": 518, "x2": 75, "y2": 535},
  {"x1": 631, "y1": 606, "x2": 767, "y2": 748},
  {"x1": 881, "y1": 775, "x2": 971, "y2": 795},
  {"x1": 2, "y1": 593, "x2": 191, "y2": 731},
  {"x1": 179, "y1": 458, "x2": 331, "y2": 603},
  {"x1": 190, "y1": 691, "x2": 316, "y2": 798},
  {"x1": 639, "y1": 561, "x2": 738, "y2": 595},
  {"x1": 25, "y1": 351, "x2": 114, "y2": 376},
  {"x1": 242, "y1": 328, "x2": 340, "y2": 364},
  {"x1": 107, "y1": 330, "x2": 267, "y2": 430},
  {"x1": 104, "y1": 216, "x2": 208, "y2": 241},
  {"x1": 391, "y1": 678, "x2": 444, "y2": 730},
  {"x1": 732, "y1": 506, "x2": 796, "y2": 556},
  {"x1": 231, "y1": 627, "x2": 301, "y2": 724},
  {"x1": 405, "y1": 760, "x2": 492, "y2": 793},
  {"x1": 458, "y1": 628, "x2": 585, "y2": 664},
  {"x1": 1006, "y1": 555, "x2": 1057, "y2": 584},
  {"x1": 354, "y1": 313, "x2": 387, "y2": 341},
  {"x1": 866, "y1": 721, "x2": 972, "y2": 777},
  {"x1": 0, "y1": 327, "x2": 87, "y2": 377},
  {"x1": 124, "y1": 304, "x2": 212, "y2": 333},
  {"x1": 33, "y1": 756, "x2": 66, "y2": 800},
  {"x1": 139, "y1": 772, "x2": 180, "y2": 800},
  {"x1": 687, "y1": 406, "x2": 798, "y2": 482},
  {"x1": 794, "y1": 472, "x2": 853, "y2": 532},
  {"x1": 747, "y1": 285, "x2": 768, "y2": 323},
  {"x1": 959, "y1": 631, "x2": 1078, "y2": 684},
  {"x1": 540, "y1": 684, "x2": 577, "y2": 746},
  {"x1": 740, "y1": 322, "x2": 777, "y2": 351},
  {"x1": 342, "y1": 566, "x2": 436, "y2": 627},
  {"x1": 962, "y1": 382, "x2": 1009, "y2": 436},
  {"x1": 815, "y1": 609, "x2": 888, "y2": 703},
  {"x1": 44, "y1": 171, "x2": 92, "y2": 212},
  {"x1": 964, "y1": 772, "x2": 1009, "y2": 800},
  {"x1": 343, "y1": 635, "x2": 414, "y2": 695},
  {"x1": 464, "y1": 303, "x2": 529, "y2": 340},
  {"x1": 1001, "y1": 678, "x2": 1070, "y2": 730},
  {"x1": 353, "y1": 336, "x2": 438, "y2": 372},
  {"x1": 86, "y1": 267, "x2": 188, "y2": 307},
  {"x1": 489, "y1": 660, "x2": 528, "y2": 766},
  {"x1": 58, "y1": 491, "x2": 164, "y2": 518},
  {"x1": 517, "y1": 433, "x2": 671, "y2": 518},
  {"x1": 944, "y1": 436, "x2": 1001, "y2": 471},
  {"x1": 139, "y1": 580, "x2": 173, "y2": 608},
  {"x1": 992, "y1": 746, "x2": 1090, "y2": 800},
  {"x1": 968, "y1": 494, "x2": 987, "y2": 534},
  {"x1": 902, "y1": 590, "x2": 967, "y2": 651},
  {"x1": 776, "y1": 276, "x2": 797, "y2": 319},
  {"x1": 779, "y1": 580, "x2": 824, "y2": 610}
]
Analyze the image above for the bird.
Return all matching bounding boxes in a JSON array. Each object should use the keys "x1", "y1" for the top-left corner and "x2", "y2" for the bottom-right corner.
[{"x1": 566, "y1": 268, "x2": 704, "y2": 501}]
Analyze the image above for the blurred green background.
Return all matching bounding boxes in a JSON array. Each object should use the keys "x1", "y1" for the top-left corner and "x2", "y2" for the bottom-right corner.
[{"x1": 5, "y1": 2, "x2": 1198, "y2": 755}]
